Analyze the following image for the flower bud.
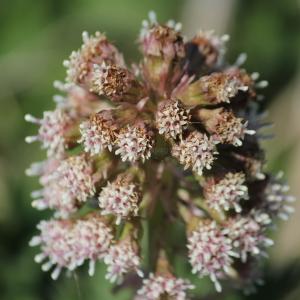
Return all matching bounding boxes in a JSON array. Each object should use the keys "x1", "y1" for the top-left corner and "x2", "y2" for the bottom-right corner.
[
  {"x1": 139, "y1": 21, "x2": 185, "y2": 96},
  {"x1": 30, "y1": 213, "x2": 113, "y2": 279},
  {"x1": 226, "y1": 216, "x2": 273, "y2": 263},
  {"x1": 137, "y1": 269, "x2": 194, "y2": 300},
  {"x1": 25, "y1": 109, "x2": 76, "y2": 158},
  {"x1": 262, "y1": 173, "x2": 295, "y2": 221},
  {"x1": 104, "y1": 238, "x2": 142, "y2": 283},
  {"x1": 53, "y1": 155, "x2": 95, "y2": 202}
]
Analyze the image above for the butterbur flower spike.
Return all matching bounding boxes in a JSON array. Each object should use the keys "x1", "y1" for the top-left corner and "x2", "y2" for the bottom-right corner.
[{"x1": 27, "y1": 12, "x2": 295, "y2": 298}]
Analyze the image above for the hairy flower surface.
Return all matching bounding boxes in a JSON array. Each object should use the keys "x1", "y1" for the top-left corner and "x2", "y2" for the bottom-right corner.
[
  {"x1": 187, "y1": 221, "x2": 238, "y2": 292},
  {"x1": 137, "y1": 273, "x2": 194, "y2": 300},
  {"x1": 204, "y1": 172, "x2": 248, "y2": 213},
  {"x1": 198, "y1": 72, "x2": 247, "y2": 104},
  {"x1": 90, "y1": 63, "x2": 141, "y2": 102},
  {"x1": 140, "y1": 23, "x2": 185, "y2": 60},
  {"x1": 26, "y1": 12, "x2": 295, "y2": 299}
]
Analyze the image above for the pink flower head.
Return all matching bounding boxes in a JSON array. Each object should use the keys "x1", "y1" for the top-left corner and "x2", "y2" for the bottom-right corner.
[
  {"x1": 30, "y1": 214, "x2": 113, "y2": 279},
  {"x1": 204, "y1": 172, "x2": 248, "y2": 213},
  {"x1": 172, "y1": 131, "x2": 218, "y2": 175},
  {"x1": 54, "y1": 155, "x2": 95, "y2": 202},
  {"x1": 104, "y1": 240, "x2": 143, "y2": 283},
  {"x1": 25, "y1": 109, "x2": 74, "y2": 157},
  {"x1": 187, "y1": 221, "x2": 238, "y2": 292},
  {"x1": 137, "y1": 273, "x2": 194, "y2": 300},
  {"x1": 226, "y1": 216, "x2": 273, "y2": 262},
  {"x1": 98, "y1": 174, "x2": 140, "y2": 224}
]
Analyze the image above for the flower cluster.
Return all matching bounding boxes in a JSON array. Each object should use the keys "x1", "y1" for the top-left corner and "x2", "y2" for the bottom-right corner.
[{"x1": 26, "y1": 12, "x2": 295, "y2": 299}]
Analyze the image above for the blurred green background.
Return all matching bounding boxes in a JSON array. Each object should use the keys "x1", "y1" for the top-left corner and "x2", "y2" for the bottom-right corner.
[{"x1": 0, "y1": 0, "x2": 300, "y2": 299}]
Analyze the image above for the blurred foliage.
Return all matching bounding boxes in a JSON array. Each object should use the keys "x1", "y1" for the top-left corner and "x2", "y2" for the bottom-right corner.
[{"x1": 0, "y1": 0, "x2": 299, "y2": 299}]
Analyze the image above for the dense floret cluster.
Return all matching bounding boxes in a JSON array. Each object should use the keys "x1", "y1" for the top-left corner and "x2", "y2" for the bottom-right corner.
[{"x1": 26, "y1": 12, "x2": 294, "y2": 299}]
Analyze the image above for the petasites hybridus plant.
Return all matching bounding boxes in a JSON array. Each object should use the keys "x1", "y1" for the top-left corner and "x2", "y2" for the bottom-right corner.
[{"x1": 26, "y1": 12, "x2": 295, "y2": 299}]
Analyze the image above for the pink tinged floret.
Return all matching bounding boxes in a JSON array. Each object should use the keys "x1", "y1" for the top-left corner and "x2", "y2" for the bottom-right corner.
[
  {"x1": 29, "y1": 219, "x2": 75, "y2": 280},
  {"x1": 71, "y1": 216, "x2": 113, "y2": 276},
  {"x1": 63, "y1": 31, "x2": 124, "y2": 85},
  {"x1": 139, "y1": 19, "x2": 185, "y2": 60},
  {"x1": 78, "y1": 110, "x2": 117, "y2": 155}
]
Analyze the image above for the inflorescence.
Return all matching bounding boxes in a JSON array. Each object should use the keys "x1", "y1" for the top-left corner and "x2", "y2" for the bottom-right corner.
[{"x1": 26, "y1": 12, "x2": 295, "y2": 299}]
